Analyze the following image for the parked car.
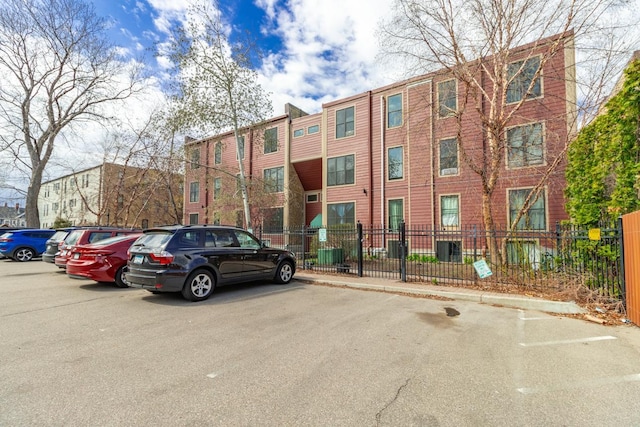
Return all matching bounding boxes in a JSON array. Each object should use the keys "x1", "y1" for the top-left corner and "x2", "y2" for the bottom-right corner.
[
  {"x1": 55, "y1": 227, "x2": 141, "y2": 269},
  {"x1": 124, "y1": 225, "x2": 296, "y2": 301},
  {"x1": 42, "y1": 227, "x2": 77, "y2": 264},
  {"x1": 0, "y1": 229, "x2": 56, "y2": 261},
  {"x1": 66, "y1": 233, "x2": 143, "y2": 287}
]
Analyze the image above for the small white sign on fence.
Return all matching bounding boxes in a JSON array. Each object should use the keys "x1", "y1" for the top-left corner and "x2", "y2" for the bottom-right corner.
[
  {"x1": 473, "y1": 259, "x2": 493, "y2": 279},
  {"x1": 318, "y1": 228, "x2": 327, "y2": 242}
]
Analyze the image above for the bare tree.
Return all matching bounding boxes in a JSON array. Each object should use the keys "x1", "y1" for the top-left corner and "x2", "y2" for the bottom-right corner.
[
  {"x1": 57, "y1": 109, "x2": 184, "y2": 227},
  {"x1": 0, "y1": 0, "x2": 142, "y2": 227},
  {"x1": 166, "y1": 0, "x2": 273, "y2": 231},
  {"x1": 379, "y1": 0, "x2": 637, "y2": 263}
]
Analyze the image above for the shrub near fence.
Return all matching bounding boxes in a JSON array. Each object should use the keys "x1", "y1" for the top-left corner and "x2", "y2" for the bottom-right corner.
[{"x1": 257, "y1": 220, "x2": 625, "y2": 301}]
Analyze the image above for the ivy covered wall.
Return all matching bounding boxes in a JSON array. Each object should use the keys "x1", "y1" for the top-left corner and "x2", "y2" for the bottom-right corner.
[{"x1": 566, "y1": 57, "x2": 640, "y2": 226}]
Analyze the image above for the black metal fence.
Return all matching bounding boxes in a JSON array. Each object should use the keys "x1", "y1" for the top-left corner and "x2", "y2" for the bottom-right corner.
[{"x1": 256, "y1": 220, "x2": 625, "y2": 301}]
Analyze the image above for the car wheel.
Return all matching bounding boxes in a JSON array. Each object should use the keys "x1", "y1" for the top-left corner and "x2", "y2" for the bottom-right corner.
[
  {"x1": 13, "y1": 247, "x2": 34, "y2": 262},
  {"x1": 114, "y1": 266, "x2": 129, "y2": 288},
  {"x1": 182, "y1": 269, "x2": 215, "y2": 302},
  {"x1": 274, "y1": 260, "x2": 294, "y2": 284}
]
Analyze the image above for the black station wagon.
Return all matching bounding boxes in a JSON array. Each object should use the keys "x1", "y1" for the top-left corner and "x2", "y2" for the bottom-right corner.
[{"x1": 124, "y1": 225, "x2": 296, "y2": 301}]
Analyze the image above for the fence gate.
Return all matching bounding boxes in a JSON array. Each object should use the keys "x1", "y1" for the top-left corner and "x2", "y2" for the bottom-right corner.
[{"x1": 622, "y1": 212, "x2": 640, "y2": 326}]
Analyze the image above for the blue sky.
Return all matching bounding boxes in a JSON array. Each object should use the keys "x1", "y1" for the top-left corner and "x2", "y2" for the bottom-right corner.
[{"x1": 87, "y1": 0, "x2": 396, "y2": 115}]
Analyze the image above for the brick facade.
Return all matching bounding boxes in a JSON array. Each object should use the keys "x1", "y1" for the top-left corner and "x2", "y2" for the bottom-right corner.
[{"x1": 185, "y1": 32, "x2": 575, "y2": 232}]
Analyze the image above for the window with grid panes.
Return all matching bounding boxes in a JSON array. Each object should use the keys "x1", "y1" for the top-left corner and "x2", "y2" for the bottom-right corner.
[
  {"x1": 327, "y1": 155, "x2": 354, "y2": 186},
  {"x1": 336, "y1": 107, "x2": 354, "y2": 138}
]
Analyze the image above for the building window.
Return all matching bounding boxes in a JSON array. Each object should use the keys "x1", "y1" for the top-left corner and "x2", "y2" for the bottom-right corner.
[
  {"x1": 439, "y1": 138, "x2": 458, "y2": 176},
  {"x1": 440, "y1": 195, "x2": 459, "y2": 228},
  {"x1": 388, "y1": 147, "x2": 403, "y2": 180},
  {"x1": 189, "y1": 213, "x2": 199, "y2": 225},
  {"x1": 507, "y1": 123, "x2": 543, "y2": 167},
  {"x1": 438, "y1": 79, "x2": 457, "y2": 117},
  {"x1": 293, "y1": 128, "x2": 304, "y2": 138},
  {"x1": 263, "y1": 207, "x2": 284, "y2": 232},
  {"x1": 214, "y1": 178, "x2": 221, "y2": 199},
  {"x1": 264, "y1": 127, "x2": 278, "y2": 153},
  {"x1": 507, "y1": 56, "x2": 542, "y2": 103},
  {"x1": 215, "y1": 142, "x2": 222, "y2": 165},
  {"x1": 336, "y1": 106, "x2": 354, "y2": 138},
  {"x1": 53, "y1": 202, "x2": 59, "y2": 212},
  {"x1": 236, "y1": 136, "x2": 245, "y2": 160},
  {"x1": 189, "y1": 182, "x2": 200, "y2": 203},
  {"x1": 509, "y1": 188, "x2": 546, "y2": 230},
  {"x1": 387, "y1": 94, "x2": 402, "y2": 128},
  {"x1": 69, "y1": 199, "x2": 76, "y2": 208},
  {"x1": 436, "y1": 241, "x2": 462, "y2": 262},
  {"x1": 506, "y1": 240, "x2": 539, "y2": 266},
  {"x1": 264, "y1": 167, "x2": 284, "y2": 193},
  {"x1": 190, "y1": 147, "x2": 200, "y2": 169},
  {"x1": 306, "y1": 193, "x2": 319, "y2": 203},
  {"x1": 308, "y1": 125, "x2": 320, "y2": 134},
  {"x1": 327, "y1": 202, "x2": 355, "y2": 226},
  {"x1": 327, "y1": 155, "x2": 355, "y2": 186},
  {"x1": 388, "y1": 199, "x2": 403, "y2": 231}
]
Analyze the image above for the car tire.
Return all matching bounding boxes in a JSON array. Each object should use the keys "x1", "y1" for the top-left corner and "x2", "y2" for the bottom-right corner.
[
  {"x1": 182, "y1": 269, "x2": 215, "y2": 302},
  {"x1": 13, "y1": 247, "x2": 35, "y2": 262},
  {"x1": 274, "y1": 260, "x2": 294, "y2": 284},
  {"x1": 114, "y1": 266, "x2": 129, "y2": 288}
]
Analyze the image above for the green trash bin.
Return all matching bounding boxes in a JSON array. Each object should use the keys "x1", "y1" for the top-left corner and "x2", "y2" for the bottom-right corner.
[{"x1": 318, "y1": 248, "x2": 344, "y2": 265}]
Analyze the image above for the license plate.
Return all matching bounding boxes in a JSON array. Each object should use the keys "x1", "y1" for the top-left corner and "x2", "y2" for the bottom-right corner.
[
  {"x1": 73, "y1": 253, "x2": 80, "y2": 259},
  {"x1": 133, "y1": 255, "x2": 144, "y2": 264}
]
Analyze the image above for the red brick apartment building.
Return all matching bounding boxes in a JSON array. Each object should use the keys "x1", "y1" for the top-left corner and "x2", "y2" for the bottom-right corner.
[{"x1": 184, "y1": 32, "x2": 576, "y2": 235}]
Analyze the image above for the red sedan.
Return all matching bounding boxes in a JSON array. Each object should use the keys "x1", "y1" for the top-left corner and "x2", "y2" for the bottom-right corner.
[{"x1": 66, "y1": 234, "x2": 142, "y2": 287}]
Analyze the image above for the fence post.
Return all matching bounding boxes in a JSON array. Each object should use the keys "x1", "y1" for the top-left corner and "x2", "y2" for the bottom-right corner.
[
  {"x1": 400, "y1": 221, "x2": 407, "y2": 282},
  {"x1": 301, "y1": 225, "x2": 307, "y2": 269},
  {"x1": 472, "y1": 224, "x2": 477, "y2": 262},
  {"x1": 618, "y1": 216, "x2": 626, "y2": 308},
  {"x1": 357, "y1": 222, "x2": 363, "y2": 277}
]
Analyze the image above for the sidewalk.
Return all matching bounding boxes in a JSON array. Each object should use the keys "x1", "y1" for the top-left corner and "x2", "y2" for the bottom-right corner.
[{"x1": 294, "y1": 271, "x2": 586, "y2": 314}]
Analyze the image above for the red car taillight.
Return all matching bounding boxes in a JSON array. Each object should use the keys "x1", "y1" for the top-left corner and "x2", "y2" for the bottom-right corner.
[
  {"x1": 148, "y1": 251, "x2": 174, "y2": 265},
  {"x1": 0, "y1": 238, "x2": 13, "y2": 242}
]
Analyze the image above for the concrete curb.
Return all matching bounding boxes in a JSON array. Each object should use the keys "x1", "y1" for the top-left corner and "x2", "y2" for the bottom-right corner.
[{"x1": 294, "y1": 275, "x2": 586, "y2": 315}]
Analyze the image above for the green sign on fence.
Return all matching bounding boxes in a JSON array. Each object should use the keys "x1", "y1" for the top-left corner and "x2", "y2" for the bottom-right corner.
[{"x1": 473, "y1": 259, "x2": 493, "y2": 279}]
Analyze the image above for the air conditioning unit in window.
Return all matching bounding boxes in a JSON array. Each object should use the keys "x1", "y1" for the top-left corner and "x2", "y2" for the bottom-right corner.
[{"x1": 441, "y1": 168, "x2": 458, "y2": 176}]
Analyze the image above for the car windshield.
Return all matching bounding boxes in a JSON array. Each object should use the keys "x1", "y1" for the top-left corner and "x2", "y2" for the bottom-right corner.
[
  {"x1": 90, "y1": 234, "x2": 140, "y2": 247},
  {"x1": 131, "y1": 231, "x2": 173, "y2": 250},
  {"x1": 50, "y1": 231, "x2": 69, "y2": 241},
  {"x1": 64, "y1": 230, "x2": 83, "y2": 246}
]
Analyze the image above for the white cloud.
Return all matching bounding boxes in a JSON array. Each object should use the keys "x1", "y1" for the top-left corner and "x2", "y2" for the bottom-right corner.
[{"x1": 254, "y1": 0, "x2": 397, "y2": 114}]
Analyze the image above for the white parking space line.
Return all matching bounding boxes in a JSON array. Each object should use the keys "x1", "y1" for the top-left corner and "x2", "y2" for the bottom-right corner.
[
  {"x1": 517, "y1": 373, "x2": 640, "y2": 394},
  {"x1": 519, "y1": 335, "x2": 617, "y2": 347},
  {"x1": 518, "y1": 316, "x2": 556, "y2": 321},
  {"x1": 206, "y1": 372, "x2": 219, "y2": 379}
]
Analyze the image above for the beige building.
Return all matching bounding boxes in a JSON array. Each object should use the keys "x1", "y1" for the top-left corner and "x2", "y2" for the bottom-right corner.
[{"x1": 39, "y1": 163, "x2": 183, "y2": 229}]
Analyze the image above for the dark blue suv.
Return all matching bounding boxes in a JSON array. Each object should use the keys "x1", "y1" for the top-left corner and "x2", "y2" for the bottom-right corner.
[
  {"x1": 124, "y1": 225, "x2": 296, "y2": 301},
  {"x1": 0, "y1": 229, "x2": 56, "y2": 262}
]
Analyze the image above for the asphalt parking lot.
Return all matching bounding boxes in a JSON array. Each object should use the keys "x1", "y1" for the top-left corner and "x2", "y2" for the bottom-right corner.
[{"x1": 2, "y1": 259, "x2": 640, "y2": 426}]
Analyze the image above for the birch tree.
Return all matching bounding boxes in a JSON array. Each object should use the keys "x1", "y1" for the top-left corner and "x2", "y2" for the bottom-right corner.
[
  {"x1": 0, "y1": 0, "x2": 142, "y2": 227},
  {"x1": 379, "y1": 0, "x2": 637, "y2": 263},
  {"x1": 166, "y1": 0, "x2": 273, "y2": 231}
]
